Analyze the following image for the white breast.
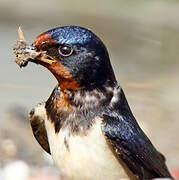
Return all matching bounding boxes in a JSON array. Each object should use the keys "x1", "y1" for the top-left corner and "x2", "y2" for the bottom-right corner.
[{"x1": 45, "y1": 117, "x2": 138, "y2": 180}]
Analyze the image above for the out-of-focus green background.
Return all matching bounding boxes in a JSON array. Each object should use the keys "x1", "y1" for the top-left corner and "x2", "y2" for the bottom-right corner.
[{"x1": 0, "y1": 0, "x2": 179, "y2": 179}]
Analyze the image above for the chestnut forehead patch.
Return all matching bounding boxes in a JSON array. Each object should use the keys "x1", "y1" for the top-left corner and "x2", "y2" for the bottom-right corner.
[{"x1": 34, "y1": 33, "x2": 57, "y2": 50}]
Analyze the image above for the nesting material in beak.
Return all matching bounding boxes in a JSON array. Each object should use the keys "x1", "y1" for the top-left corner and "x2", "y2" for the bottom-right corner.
[
  {"x1": 18, "y1": 26, "x2": 25, "y2": 41},
  {"x1": 13, "y1": 27, "x2": 55, "y2": 68}
]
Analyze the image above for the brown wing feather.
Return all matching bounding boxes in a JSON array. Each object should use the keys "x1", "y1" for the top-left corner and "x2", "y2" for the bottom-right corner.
[{"x1": 29, "y1": 102, "x2": 50, "y2": 154}]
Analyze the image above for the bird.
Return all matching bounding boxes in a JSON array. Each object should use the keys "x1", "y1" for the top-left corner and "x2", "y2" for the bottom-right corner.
[{"x1": 18, "y1": 26, "x2": 172, "y2": 180}]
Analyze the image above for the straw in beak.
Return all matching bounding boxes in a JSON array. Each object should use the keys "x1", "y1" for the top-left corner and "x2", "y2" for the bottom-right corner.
[{"x1": 13, "y1": 27, "x2": 55, "y2": 68}]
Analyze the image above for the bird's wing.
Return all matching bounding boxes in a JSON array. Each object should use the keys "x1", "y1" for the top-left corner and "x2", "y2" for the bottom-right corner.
[
  {"x1": 29, "y1": 102, "x2": 50, "y2": 154},
  {"x1": 101, "y1": 109, "x2": 172, "y2": 179}
]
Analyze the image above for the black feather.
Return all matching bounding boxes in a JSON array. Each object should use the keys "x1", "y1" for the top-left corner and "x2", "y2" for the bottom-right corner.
[{"x1": 102, "y1": 89, "x2": 173, "y2": 179}]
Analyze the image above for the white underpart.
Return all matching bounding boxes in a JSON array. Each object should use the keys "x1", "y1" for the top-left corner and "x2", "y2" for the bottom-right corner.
[
  {"x1": 31, "y1": 88, "x2": 138, "y2": 180},
  {"x1": 29, "y1": 102, "x2": 47, "y2": 125},
  {"x1": 105, "y1": 86, "x2": 114, "y2": 92},
  {"x1": 45, "y1": 117, "x2": 137, "y2": 180},
  {"x1": 110, "y1": 87, "x2": 121, "y2": 106}
]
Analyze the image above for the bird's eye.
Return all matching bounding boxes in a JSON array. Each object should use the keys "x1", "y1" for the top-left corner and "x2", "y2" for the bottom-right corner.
[{"x1": 58, "y1": 45, "x2": 73, "y2": 57}]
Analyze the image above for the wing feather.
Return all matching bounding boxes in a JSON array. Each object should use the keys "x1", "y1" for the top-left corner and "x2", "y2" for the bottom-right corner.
[
  {"x1": 29, "y1": 102, "x2": 50, "y2": 154},
  {"x1": 101, "y1": 89, "x2": 172, "y2": 179}
]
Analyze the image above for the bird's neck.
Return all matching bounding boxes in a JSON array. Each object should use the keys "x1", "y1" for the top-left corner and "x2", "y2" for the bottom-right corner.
[
  {"x1": 45, "y1": 81, "x2": 125, "y2": 134},
  {"x1": 66, "y1": 80, "x2": 118, "y2": 108}
]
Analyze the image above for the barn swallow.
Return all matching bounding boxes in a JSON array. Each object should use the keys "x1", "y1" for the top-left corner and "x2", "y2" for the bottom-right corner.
[{"x1": 14, "y1": 26, "x2": 173, "y2": 180}]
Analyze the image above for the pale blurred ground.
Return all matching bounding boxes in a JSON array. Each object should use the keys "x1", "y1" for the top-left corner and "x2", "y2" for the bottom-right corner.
[{"x1": 0, "y1": 0, "x2": 179, "y2": 179}]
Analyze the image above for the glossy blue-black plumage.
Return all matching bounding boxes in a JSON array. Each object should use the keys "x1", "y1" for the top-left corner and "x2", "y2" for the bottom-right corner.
[
  {"x1": 102, "y1": 88, "x2": 172, "y2": 179},
  {"x1": 38, "y1": 26, "x2": 172, "y2": 179},
  {"x1": 47, "y1": 26, "x2": 105, "y2": 52},
  {"x1": 47, "y1": 26, "x2": 93, "y2": 45},
  {"x1": 45, "y1": 26, "x2": 116, "y2": 89}
]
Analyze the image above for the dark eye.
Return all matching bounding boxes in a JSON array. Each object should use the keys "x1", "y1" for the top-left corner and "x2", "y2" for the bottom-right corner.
[{"x1": 58, "y1": 45, "x2": 73, "y2": 57}]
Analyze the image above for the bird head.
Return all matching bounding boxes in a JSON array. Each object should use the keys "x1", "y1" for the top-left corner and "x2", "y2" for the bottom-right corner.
[{"x1": 25, "y1": 26, "x2": 116, "y2": 91}]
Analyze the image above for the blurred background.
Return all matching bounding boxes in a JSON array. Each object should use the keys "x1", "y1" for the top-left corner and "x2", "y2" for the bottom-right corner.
[{"x1": 0, "y1": 0, "x2": 179, "y2": 179}]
